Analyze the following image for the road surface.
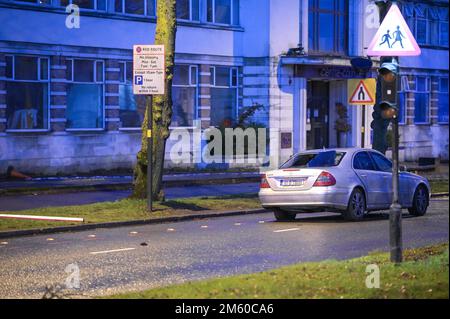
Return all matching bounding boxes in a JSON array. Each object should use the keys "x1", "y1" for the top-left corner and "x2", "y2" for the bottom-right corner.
[{"x1": 0, "y1": 198, "x2": 448, "y2": 298}]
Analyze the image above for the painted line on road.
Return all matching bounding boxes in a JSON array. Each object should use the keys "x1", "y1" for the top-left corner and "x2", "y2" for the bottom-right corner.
[
  {"x1": 90, "y1": 247, "x2": 136, "y2": 255},
  {"x1": 273, "y1": 228, "x2": 300, "y2": 233}
]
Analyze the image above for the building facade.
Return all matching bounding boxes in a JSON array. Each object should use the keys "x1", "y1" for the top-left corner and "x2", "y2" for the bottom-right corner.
[{"x1": 0, "y1": 0, "x2": 448, "y2": 175}]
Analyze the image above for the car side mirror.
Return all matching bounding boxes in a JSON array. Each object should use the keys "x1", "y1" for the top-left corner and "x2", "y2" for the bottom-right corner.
[{"x1": 399, "y1": 165, "x2": 407, "y2": 172}]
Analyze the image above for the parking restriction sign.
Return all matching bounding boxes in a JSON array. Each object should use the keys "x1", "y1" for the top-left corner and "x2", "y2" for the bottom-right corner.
[{"x1": 133, "y1": 45, "x2": 165, "y2": 95}]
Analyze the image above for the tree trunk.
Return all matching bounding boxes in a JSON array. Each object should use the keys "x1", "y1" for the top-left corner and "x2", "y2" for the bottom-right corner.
[{"x1": 132, "y1": 0, "x2": 177, "y2": 201}]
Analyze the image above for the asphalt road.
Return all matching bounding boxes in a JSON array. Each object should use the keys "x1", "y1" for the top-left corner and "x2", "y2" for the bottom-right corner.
[
  {"x1": 0, "y1": 183, "x2": 260, "y2": 211},
  {"x1": 0, "y1": 198, "x2": 448, "y2": 298}
]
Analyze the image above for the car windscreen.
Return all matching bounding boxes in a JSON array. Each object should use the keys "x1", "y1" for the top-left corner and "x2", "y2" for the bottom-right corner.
[{"x1": 280, "y1": 151, "x2": 346, "y2": 168}]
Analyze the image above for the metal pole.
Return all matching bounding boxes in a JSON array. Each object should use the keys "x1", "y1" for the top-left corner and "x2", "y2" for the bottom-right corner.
[
  {"x1": 147, "y1": 95, "x2": 153, "y2": 212},
  {"x1": 362, "y1": 104, "x2": 366, "y2": 148},
  {"x1": 389, "y1": 64, "x2": 402, "y2": 263}
]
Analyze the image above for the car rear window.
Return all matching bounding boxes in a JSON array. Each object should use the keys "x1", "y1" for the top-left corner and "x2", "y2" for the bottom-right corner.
[{"x1": 280, "y1": 151, "x2": 346, "y2": 168}]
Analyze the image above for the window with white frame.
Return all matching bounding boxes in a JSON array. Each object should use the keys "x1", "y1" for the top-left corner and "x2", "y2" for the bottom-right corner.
[
  {"x1": 177, "y1": 0, "x2": 200, "y2": 21},
  {"x1": 172, "y1": 65, "x2": 198, "y2": 127},
  {"x1": 5, "y1": 55, "x2": 49, "y2": 131},
  {"x1": 209, "y1": 66, "x2": 238, "y2": 127},
  {"x1": 118, "y1": 61, "x2": 146, "y2": 128},
  {"x1": 207, "y1": 0, "x2": 239, "y2": 25},
  {"x1": 13, "y1": 0, "x2": 52, "y2": 5},
  {"x1": 438, "y1": 77, "x2": 449, "y2": 123},
  {"x1": 65, "y1": 59, "x2": 104, "y2": 129},
  {"x1": 397, "y1": 76, "x2": 409, "y2": 125},
  {"x1": 114, "y1": 0, "x2": 155, "y2": 16},
  {"x1": 60, "y1": 0, "x2": 107, "y2": 10},
  {"x1": 414, "y1": 76, "x2": 430, "y2": 124}
]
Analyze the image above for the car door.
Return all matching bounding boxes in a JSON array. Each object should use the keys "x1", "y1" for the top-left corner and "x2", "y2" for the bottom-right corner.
[
  {"x1": 369, "y1": 152, "x2": 393, "y2": 208},
  {"x1": 369, "y1": 152, "x2": 410, "y2": 207},
  {"x1": 352, "y1": 151, "x2": 386, "y2": 209}
]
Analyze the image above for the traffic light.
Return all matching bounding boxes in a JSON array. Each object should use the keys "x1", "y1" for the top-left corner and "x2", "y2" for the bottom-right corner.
[{"x1": 378, "y1": 59, "x2": 399, "y2": 119}]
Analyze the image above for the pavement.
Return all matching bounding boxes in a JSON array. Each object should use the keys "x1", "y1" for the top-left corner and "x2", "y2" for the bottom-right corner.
[
  {"x1": 0, "y1": 198, "x2": 447, "y2": 299},
  {"x1": 0, "y1": 172, "x2": 261, "y2": 195}
]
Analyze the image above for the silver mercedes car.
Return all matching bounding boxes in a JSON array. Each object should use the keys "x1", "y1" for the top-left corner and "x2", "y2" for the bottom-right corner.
[{"x1": 259, "y1": 148, "x2": 431, "y2": 221}]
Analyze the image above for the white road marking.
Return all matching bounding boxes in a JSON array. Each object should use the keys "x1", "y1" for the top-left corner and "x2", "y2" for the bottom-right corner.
[
  {"x1": 167, "y1": 228, "x2": 175, "y2": 232},
  {"x1": 46, "y1": 238, "x2": 55, "y2": 241},
  {"x1": 234, "y1": 223, "x2": 242, "y2": 226},
  {"x1": 129, "y1": 231, "x2": 138, "y2": 235},
  {"x1": 0, "y1": 214, "x2": 84, "y2": 222},
  {"x1": 273, "y1": 228, "x2": 300, "y2": 233},
  {"x1": 90, "y1": 248, "x2": 136, "y2": 255},
  {"x1": 87, "y1": 234, "x2": 96, "y2": 238},
  {"x1": 258, "y1": 221, "x2": 265, "y2": 224},
  {"x1": 0, "y1": 241, "x2": 8, "y2": 245}
]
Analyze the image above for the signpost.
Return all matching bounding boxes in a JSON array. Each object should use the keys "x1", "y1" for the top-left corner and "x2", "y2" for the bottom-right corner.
[
  {"x1": 367, "y1": 1, "x2": 420, "y2": 263},
  {"x1": 133, "y1": 45, "x2": 165, "y2": 212},
  {"x1": 348, "y1": 79, "x2": 376, "y2": 147}
]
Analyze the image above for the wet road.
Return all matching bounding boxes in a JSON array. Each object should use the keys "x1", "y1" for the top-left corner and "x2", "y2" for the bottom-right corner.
[
  {"x1": 0, "y1": 198, "x2": 448, "y2": 298},
  {"x1": 0, "y1": 183, "x2": 260, "y2": 211}
]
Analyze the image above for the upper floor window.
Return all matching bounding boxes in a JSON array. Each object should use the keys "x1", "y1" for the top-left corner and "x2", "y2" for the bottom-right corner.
[
  {"x1": 114, "y1": 0, "x2": 155, "y2": 16},
  {"x1": 403, "y1": 4, "x2": 449, "y2": 48},
  {"x1": 207, "y1": 0, "x2": 239, "y2": 25},
  {"x1": 13, "y1": 0, "x2": 51, "y2": 5},
  {"x1": 177, "y1": 0, "x2": 200, "y2": 21},
  {"x1": 5, "y1": 55, "x2": 49, "y2": 131},
  {"x1": 308, "y1": 0, "x2": 348, "y2": 55},
  {"x1": 60, "y1": 0, "x2": 107, "y2": 10}
]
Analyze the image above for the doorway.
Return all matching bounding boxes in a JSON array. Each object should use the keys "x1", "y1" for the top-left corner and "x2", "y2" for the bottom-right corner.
[{"x1": 306, "y1": 81, "x2": 329, "y2": 149}]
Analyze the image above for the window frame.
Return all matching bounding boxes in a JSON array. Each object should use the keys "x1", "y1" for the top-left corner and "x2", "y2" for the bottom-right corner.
[
  {"x1": 413, "y1": 75, "x2": 431, "y2": 125},
  {"x1": 397, "y1": 75, "x2": 410, "y2": 125},
  {"x1": 170, "y1": 64, "x2": 199, "y2": 129},
  {"x1": 437, "y1": 77, "x2": 449, "y2": 124},
  {"x1": 209, "y1": 65, "x2": 239, "y2": 126},
  {"x1": 176, "y1": 0, "x2": 200, "y2": 22},
  {"x1": 5, "y1": 54, "x2": 50, "y2": 133},
  {"x1": 65, "y1": 58, "x2": 105, "y2": 131},
  {"x1": 352, "y1": 151, "x2": 377, "y2": 171},
  {"x1": 114, "y1": 0, "x2": 156, "y2": 17},
  {"x1": 207, "y1": 0, "x2": 239, "y2": 26},
  {"x1": 60, "y1": 0, "x2": 108, "y2": 12}
]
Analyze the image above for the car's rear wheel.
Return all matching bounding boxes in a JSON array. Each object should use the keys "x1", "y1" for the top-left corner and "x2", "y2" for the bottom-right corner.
[
  {"x1": 408, "y1": 185, "x2": 429, "y2": 216},
  {"x1": 343, "y1": 188, "x2": 366, "y2": 221},
  {"x1": 273, "y1": 209, "x2": 296, "y2": 221}
]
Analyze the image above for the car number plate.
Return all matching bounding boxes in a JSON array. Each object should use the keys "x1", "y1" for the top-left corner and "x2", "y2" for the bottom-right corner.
[{"x1": 280, "y1": 178, "x2": 306, "y2": 187}]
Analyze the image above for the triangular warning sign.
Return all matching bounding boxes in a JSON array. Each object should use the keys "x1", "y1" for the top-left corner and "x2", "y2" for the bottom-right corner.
[
  {"x1": 367, "y1": 3, "x2": 421, "y2": 56},
  {"x1": 349, "y1": 81, "x2": 374, "y2": 104}
]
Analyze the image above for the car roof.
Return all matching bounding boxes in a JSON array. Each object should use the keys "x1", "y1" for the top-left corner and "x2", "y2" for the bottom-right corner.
[{"x1": 294, "y1": 148, "x2": 378, "y2": 155}]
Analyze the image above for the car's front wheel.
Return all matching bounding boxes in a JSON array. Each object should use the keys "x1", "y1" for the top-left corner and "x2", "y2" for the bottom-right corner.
[
  {"x1": 408, "y1": 185, "x2": 429, "y2": 216},
  {"x1": 343, "y1": 188, "x2": 366, "y2": 221},
  {"x1": 273, "y1": 209, "x2": 296, "y2": 221}
]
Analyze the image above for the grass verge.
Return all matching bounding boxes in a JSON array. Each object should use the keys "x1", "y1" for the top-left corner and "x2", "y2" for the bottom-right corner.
[
  {"x1": 430, "y1": 180, "x2": 449, "y2": 194},
  {"x1": 108, "y1": 243, "x2": 449, "y2": 299},
  {"x1": 0, "y1": 194, "x2": 260, "y2": 232}
]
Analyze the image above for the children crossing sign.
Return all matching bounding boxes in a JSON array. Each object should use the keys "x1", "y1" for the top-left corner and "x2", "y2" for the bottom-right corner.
[
  {"x1": 348, "y1": 79, "x2": 376, "y2": 105},
  {"x1": 367, "y1": 3, "x2": 421, "y2": 56}
]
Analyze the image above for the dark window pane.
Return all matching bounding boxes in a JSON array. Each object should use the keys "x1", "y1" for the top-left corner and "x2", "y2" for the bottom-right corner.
[
  {"x1": 66, "y1": 60, "x2": 73, "y2": 81},
  {"x1": 215, "y1": 0, "x2": 231, "y2": 24},
  {"x1": 177, "y1": 0, "x2": 190, "y2": 19},
  {"x1": 231, "y1": 68, "x2": 238, "y2": 87},
  {"x1": 66, "y1": 84, "x2": 103, "y2": 128},
  {"x1": 192, "y1": 0, "x2": 200, "y2": 20},
  {"x1": 115, "y1": 0, "x2": 123, "y2": 12},
  {"x1": 40, "y1": 58, "x2": 48, "y2": 81},
  {"x1": 319, "y1": 0, "x2": 334, "y2": 10},
  {"x1": 190, "y1": 66, "x2": 197, "y2": 85},
  {"x1": 232, "y1": 0, "x2": 239, "y2": 25},
  {"x1": 414, "y1": 92, "x2": 429, "y2": 123},
  {"x1": 125, "y1": 0, "x2": 144, "y2": 15},
  {"x1": 215, "y1": 67, "x2": 230, "y2": 87},
  {"x1": 126, "y1": 61, "x2": 133, "y2": 82},
  {"x1": 318, "y1": 13, "x2": 334, "y2": 52},
  {"x1": 440, "y1": 22, "x2": 449, "y2": 47},
  {"x1": 398, "y1": 92, "x2": 406, "y2": 124},
  {"x1": 6, "y1": 82, "x2": 48, "y2": 130},
  {"x1": 416, "y1": 19, "x2": 427, "y2": 44},
  {"x1": 97, "y1": 0, "x2": 107, "y2": 10},
  {"x1": 6, "y1": 56, "x2": 13, "y2": 79},
  {"x1": 438, "y1": 78, "x2": 449, "y2": 123},
  {"x1": 172, "y1": 86, "x2": 196, "y2": 126},
  {"x1": 73, "y1": 0, "x2": 95, "y2": 9},
  {"x1": 210, "y1": 67, "x2": 215, "y2": 85},
  {"x1": 207, "y1": 0, "x2": 213, "y2": 22},
  {"x1": 147, "y1": 0, "x2": 155, "y2": 16},
  {"x1": 353, "y1": 152, "x2": 376, "y2": 170},
  {"x1": 173, "y1": 65, "x2": 190, "y2": 85},
  {"x1": 74, "y1": 60, "x2": 94, "y2": 82},
  {"x1": 119, "y1": 84, "x2": 145, "y2": 127},
  {"x1": 15, "y1": 56, "x2": 38, "y2": 81},
  {"x1": 119, "y1": 62, "x2": 125, "y2": 83},
  {"x1": 210, "y1": 87, "x2": 236, "y2": 126},
  {"x1": 281, "y1": 151, "x2": 345, "y2": 168},
  {"x1": 371, "y1": 152, "x2": 392, "y2": 172},
  {"x1": 96, "y1": 61, "x2": 103, "y2": 82}
]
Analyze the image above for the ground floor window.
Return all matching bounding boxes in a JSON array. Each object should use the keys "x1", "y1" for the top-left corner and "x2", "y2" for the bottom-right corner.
[
  {"x1": 118, "y1": 61, "x2": 145, "y2": 128},
  {"x1": 172, "y1": 65, "x2": 197, "y2": 127},
  {"x1": 210, "y1": 66, "x2": 238, "y2": 127},
  {"x1": 414, "y1": 76, "x2": 430, "y2": 124},
  {"x1": 5, "y1": 55, "x2": 49, "y2": 130},
  {"x1": 438, "y1": 77, "x2": 449, "y2": 123}
]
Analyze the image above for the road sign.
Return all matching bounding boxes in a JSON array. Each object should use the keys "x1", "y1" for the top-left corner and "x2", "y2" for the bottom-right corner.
[
  {"x1": 367, "y1": 3, "x2": 421, "y2": 56},
  {"x1": 348, "y1": 79, "x2": 376, "y2": 105},
  {"x1": 133, "y1": 45, "x2": 165, "y2": 95}
]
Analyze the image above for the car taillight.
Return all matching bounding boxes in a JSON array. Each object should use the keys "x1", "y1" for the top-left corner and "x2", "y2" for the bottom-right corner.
[
  {"x1": 260, "y1": 174, "x2": 270, "y2": 188},
  {"x1": 313, "y1": 171, "x2": 336, "y2": 187}
]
